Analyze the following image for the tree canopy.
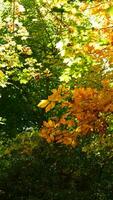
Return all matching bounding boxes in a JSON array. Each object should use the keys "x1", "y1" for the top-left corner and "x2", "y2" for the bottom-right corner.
[{"x1": 0, "y1": 0, "x2": 113, "y2": 199}]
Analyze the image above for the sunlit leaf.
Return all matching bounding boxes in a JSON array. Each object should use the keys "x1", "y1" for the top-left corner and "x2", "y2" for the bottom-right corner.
[
  {"x1": 106, "y1": 6, "x2": 113, "y2": 16},
  {"x1": 37, "y1": 99, "x2": 49, "y2": 108}
]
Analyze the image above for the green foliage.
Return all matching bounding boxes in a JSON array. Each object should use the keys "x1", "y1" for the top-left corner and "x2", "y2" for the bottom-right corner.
[
  {"x1": 0, "y1": 0, "x2": 62, "y2": 137},
  {"x1": 0, "y1": 133, "x2": 112, "y2": 200}
]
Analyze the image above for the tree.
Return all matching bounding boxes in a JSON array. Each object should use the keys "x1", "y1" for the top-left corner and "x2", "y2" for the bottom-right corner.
[
  {"x1": 37, "y1": 0, "x2": 113, "y2": 147},
  {"x1": 0, "y1": 1, "x2": 113, "y2": 200},
  {"x1": 0, "y1": 0, "x2": 62, "y2": 136}
]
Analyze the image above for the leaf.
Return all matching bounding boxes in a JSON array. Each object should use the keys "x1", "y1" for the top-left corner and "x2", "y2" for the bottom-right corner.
[
  {"x1": 20, "y1": 79, "x2": 28, "y2": 84},
  {"x1": 45, "y1": 101, "x2": 55, "y2": 112},
  {"x1": 0, "y1": 70, "x2": 4, "y2": 79},
  {"x1": 37, "y1": 99, "x2": 49, "y2": 108},
  {"x1": 44, "y1": 120, "x2": 55, "y2": 128},
  {"x1": 106, "y1": 6, "x2": 113, "y2": 16},
  {"x1": 60, "y1": 74, "x2": 71, "y2": 83},
  {"x1": 48, "y1": 91, "x2": 61, "y2": 102}
]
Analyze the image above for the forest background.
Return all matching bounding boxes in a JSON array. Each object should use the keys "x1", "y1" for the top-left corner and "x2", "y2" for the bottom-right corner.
[{"x1": 0, "y1": 0, "x2": 113, "y2": 199}]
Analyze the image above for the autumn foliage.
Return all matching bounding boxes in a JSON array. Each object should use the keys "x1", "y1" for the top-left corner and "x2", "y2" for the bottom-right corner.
[
  {"x1": 36, "y1": 1, "x2": 113, "y2": 147},
  {"x1": 38, "y1": 80, "x2": 113, "y2": 146}
]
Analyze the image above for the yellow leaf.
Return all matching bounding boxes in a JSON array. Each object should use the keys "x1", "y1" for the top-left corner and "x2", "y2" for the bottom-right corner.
[
  {"x1": 37, "y1": 99, "x2": 49, "y2": 108},
  {"x1": 0, "y1": 70, "x2": 4, "y2": 79},
  {"x1": 48, "y1": 120, "x2": 54, "y2": 127}
]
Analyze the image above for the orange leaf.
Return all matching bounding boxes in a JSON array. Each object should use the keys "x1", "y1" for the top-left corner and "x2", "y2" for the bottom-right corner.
[
  {"x1": 43, "y1": 120, "x2": 55, "y2": 128},
  {"x1": 45, "y1": 101, "x2": 55, "y2": 112}
]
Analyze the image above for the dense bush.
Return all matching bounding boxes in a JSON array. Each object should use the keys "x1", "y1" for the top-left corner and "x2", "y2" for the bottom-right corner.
[{"x1": 0, "y1": 132, "x2": 112, "y2": 200}]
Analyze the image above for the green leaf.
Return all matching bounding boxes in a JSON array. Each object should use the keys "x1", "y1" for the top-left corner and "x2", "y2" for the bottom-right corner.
[
  {"x1": 106, "y1": 6, "x2": 113, "y2": 16},
  {"x1": 20, "y1": 79, "x2": 28, "y2": 84}
]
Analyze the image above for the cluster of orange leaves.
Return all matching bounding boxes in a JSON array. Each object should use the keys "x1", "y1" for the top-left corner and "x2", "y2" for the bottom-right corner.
[{"x1": 38, "y1": 81, "x2": 113, "y2": 146}]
